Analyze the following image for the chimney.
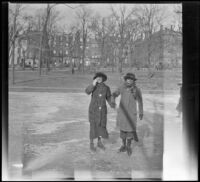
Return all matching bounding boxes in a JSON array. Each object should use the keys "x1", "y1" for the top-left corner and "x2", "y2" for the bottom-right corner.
[{"x1": 171, "y1": 25, "x2": 173, "y2": 31}]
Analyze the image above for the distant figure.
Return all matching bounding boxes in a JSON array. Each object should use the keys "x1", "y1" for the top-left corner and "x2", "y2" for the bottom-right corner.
[
  {"x1": 111, "y1": 73, "x2": 143, "y2": 156},
  {"x1": 85, "y1": 72, "x2": 115, "y2": 152},
  {"x1": 176, "y1": 83, "x2": 182, "y2": 117}
]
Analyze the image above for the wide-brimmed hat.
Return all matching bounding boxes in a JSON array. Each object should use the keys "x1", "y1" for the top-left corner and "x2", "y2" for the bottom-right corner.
[
  {"x1": 124, "y1": 73, "x2": 137, "y2": 81},
  {"x1": 93, "y1": 72, "x2": 107, "y2": 82}
]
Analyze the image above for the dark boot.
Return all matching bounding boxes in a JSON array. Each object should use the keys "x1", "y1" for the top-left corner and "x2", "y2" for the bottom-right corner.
[
  {"x1": 127, "y1": 139, "x2": 132, "y2": 156},
  {"x1": 118, "y1": 139, "x2": 127, "y2": 152},
  {"x1": 90, "y1": 140, "x2": 96, "y2": 152},
  {"x1": 97, "y1": 137, "x2": 105, "y2": 150},
  {"x1": 133, "y1": 132, "x2": 139, "y2": 142}
]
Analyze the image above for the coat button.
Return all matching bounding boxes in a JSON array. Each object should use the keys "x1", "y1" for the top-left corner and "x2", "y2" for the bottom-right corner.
[
  {"x1": 99, "y1": 107, "x2": 102, "y2": 110},
  {"x1": 99, "y1": 94, "x2": 102, "y2": 97}
]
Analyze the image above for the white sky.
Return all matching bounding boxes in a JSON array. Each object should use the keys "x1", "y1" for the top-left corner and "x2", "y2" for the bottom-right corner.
[{"x1": 10, "y1": 3, "x2": 182, "y2": 31}]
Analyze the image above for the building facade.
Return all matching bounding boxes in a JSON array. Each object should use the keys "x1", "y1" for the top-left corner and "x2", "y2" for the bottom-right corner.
[
  {"x1": 13, "y1": 30, "x2": 101, "y2": 68},
  {"x1": 131, "y1": 26, "x2": 182, "y2": 69}
]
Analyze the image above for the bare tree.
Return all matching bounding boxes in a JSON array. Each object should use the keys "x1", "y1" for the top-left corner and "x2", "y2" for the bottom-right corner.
[
  {"x1": 76, "y1": 6, "x2": 93, "y2": 73},
  {"x1": 73, "y1": 29, "x2": 82, "y2": 71},
  {"x1": 110, "y1": 5, "x2": 137, "y2": 73},
  {"x1": 37, "y1": 4, "x2": 60, "y2": 75},
  {"x1": 89, "y1": 15, "x2": 104, "y2": 66},
  {"x1": 89, "y1": 13, "x2": 119, "y2": 69},
  {"x1": 9, "y1": 3, "x2": 26, "y2": 84},
  {"x1": 173, "y1": 4, "x2": 182, "y2": 33},
  {"x1": 133, "y1": 4, "x2": 167, "y2": 68}
]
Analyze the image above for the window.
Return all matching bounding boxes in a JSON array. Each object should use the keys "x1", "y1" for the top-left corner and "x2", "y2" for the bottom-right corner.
[
  {"x1": 53, "y1": 50, "x2": 56, "y2": 54},
  {"x1": 66, "y1": 50, "x2": 68, "y2": 55}
]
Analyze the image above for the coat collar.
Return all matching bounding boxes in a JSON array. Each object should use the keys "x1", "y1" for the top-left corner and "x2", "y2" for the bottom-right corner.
[
  {"x1": 97, "y1": 82, "x2": 105, "y2": 86},
  {"x1": 123, "y1": 82, "x2": 136, "y2": 89}
]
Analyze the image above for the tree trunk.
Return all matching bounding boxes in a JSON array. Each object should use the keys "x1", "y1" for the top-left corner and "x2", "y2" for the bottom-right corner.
[
  {"x1": 32, "y1": 56, "x2": 35, "y2": 71},
  {"x1": 11, "y1": 41, "x2": 15, "y2": 84},
  {"x1": 112, "y1": 57, "x2": 114, "y2": 73},
  {"x1": 71, "y1": 58, "x2": 75, "y2": 74},
  {"x1": 38, "y1": 35, "x2": 43, "y2": 76},
  {"x1": 82, "y1": 51, "x2": 85, "y2": 73},
  {"x1": 22, "y1": 54, "x2": 25, "y2": 70},
  {"x1": 38, "y1": 4, "x2": 51, "y2": 76},
  {"x1": 118, "y1": 48, "x2": 123, "y2": 73},
  {"x1": 118, "y1": 59, "x2": 123, "y2": 73},
  {"x1": 11, "y1": 7, "x2": 18, "y2": 85},
  {"x1": 128, "y1": 43, "x2": 132, "y2": 68}
]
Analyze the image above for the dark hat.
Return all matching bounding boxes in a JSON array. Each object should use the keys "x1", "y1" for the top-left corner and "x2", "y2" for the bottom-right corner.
[
  {"x1": 124, "y1": 73, "x2": 137, "y2": 81},
  {"x1": 93, "y1": 72, "x2": 107, "y2": 82}
]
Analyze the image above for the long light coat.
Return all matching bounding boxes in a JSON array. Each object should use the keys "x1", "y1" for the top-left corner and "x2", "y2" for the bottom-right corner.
[{"x1": 112, "y1": 84, "x2": 143, "y2": 132}]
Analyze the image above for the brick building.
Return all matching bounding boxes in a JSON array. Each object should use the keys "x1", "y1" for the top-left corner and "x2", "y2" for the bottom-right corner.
[
  {"x1": 12, "y1": 31, "x2": 41, "y2": 67},
  {"x1": 50, "y1": 33, "x2": 73, "y2": 66},
  {"x1": 15, "y1": 31, "x2": 73, "y2": 67},
  {"x1": 85, "y1": 36, "x2": 101, "y2": 66},
  {"x1": 14, "y1": 30, "x2": 101, "y2": 68},
  {"x1": 131, "y1": 26, "x2": 182, "y2": 69}
]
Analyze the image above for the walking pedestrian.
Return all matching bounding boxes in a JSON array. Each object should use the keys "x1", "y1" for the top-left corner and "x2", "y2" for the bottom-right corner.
[
  {"x1": 111, "y1": 73, "x2": 143, "y2": 156},
  {"x1": 176, "y1": 83, "x2": 182, "y2": 117},
  {"x1": 85, "y1": 72, "x2": 115, "y2": 151}
]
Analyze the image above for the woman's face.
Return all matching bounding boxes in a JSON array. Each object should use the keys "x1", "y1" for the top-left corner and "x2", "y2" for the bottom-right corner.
[
  {"x1": 126, "y1": 79, "x2": 134, "y2": 85},
  {"x1": 96, "y1": 77, "x2": 103, "y2": 83}
]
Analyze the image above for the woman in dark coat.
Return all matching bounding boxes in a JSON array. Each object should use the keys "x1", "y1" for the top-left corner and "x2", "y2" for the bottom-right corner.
[
  {"x1": 111, "y1": 73, "x2": 143, "y2": 156},
  {"x1": 85, "y1": 72, "x2": 114, "y2": 151}
]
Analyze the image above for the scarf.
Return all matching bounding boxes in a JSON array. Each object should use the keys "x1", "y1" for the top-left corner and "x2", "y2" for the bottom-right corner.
[{"x1": 124, "y1": 82, "x2": 137, "y2": 99}]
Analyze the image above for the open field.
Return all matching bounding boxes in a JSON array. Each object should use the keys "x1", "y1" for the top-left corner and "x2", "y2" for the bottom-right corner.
[{"x1": 9, "y1": 68, "x2": 182, "y2": 92}]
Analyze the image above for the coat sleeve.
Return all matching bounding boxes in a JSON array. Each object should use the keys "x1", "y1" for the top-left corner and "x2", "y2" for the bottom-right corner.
[
  {"x1": 106, "y1": 86, "x2": 114, "y2": 107},
  {"x1": 85, "y1": 84, "x2": 96, "y2": 95},
  {"x1": 136, "y1": 88, "x2": 143, "y2": 115}
]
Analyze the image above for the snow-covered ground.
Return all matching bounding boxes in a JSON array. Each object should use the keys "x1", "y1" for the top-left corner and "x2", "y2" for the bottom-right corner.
[{"x1": 7, "y1": 91, "x2": 186, "y2": 180}]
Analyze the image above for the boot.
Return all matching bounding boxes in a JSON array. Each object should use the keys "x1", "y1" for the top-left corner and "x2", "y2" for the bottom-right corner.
[
  {"x1": 97, "y1": 137, "x2": 105, "y2": 150},
  {"x1": 90, "y1": 140, "x2": 96, "y2": 152},
  {"x1": 127, "y1": 139, "x2": 132, "y2": 156},
  {"x1": 118, "y1": 139, "x2": 127, "y2": 152},
  {"x1": 133, "y1": 132, "x2": 139, "y2": 142}
]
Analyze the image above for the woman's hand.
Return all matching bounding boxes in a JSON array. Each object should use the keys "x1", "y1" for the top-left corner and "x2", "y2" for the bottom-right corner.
[
  {"x1": 93, "y1": 78, "x2": 98, "y2": 86},
  {"x1": 139, "y1": 114, "x2": 143, "y2": 120}
]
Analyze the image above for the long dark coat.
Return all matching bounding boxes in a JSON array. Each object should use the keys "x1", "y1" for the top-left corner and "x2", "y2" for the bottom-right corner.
[
  {"x1": 112, "y1": 83, "x2": 143, "y2": 132},
  {"x1": 85, "y1": 82, "x2": 112, "y2": 139}
]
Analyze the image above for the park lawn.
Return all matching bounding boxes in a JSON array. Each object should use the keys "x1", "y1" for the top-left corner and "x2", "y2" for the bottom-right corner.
[{"x1": 8, "y1": 68, "x2": 182, "y2": 91}]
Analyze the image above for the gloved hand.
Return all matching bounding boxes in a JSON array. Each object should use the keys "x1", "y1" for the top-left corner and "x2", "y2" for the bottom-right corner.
[{"x1": 139, "y1": 114, "x2": 143, "y2": 120}]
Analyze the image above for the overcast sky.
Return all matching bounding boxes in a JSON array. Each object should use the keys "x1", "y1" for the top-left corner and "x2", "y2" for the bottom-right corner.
[{"x1": 10, "y1": 3, "x2": 182, "y2": 31}]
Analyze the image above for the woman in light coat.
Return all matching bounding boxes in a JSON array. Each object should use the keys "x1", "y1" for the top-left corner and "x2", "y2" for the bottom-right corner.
[{"x1": 112, "y1": 73, "x2": 143, "y2": 156}]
